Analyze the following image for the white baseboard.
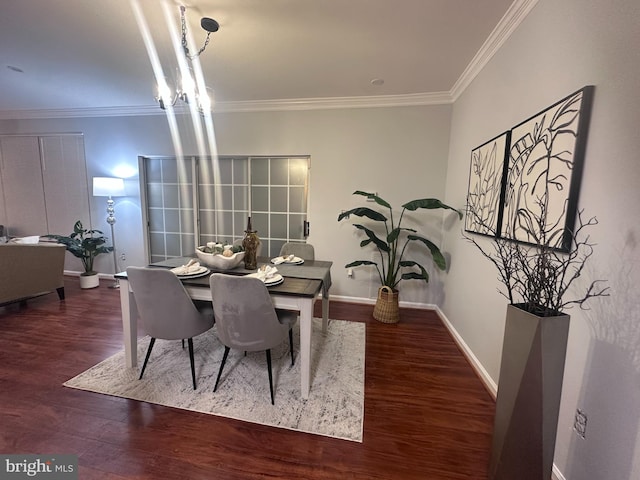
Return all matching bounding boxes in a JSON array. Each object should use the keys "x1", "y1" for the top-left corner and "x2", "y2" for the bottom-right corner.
[
  {"x1": 330, "y1": 294, "x2": 439, "y2": 311},
  {"x1": 552, "y1": 464, "x2": 566, "y2": 480},
  {"x1": 64, "y1": 270, "x2": 116, "y2": 280},
  {"x1": 330, "y1": 294, "x2": 377, "y2": 305},
  {"x1": 432, "y1": 306, "x2": 498, "y2": 398}
]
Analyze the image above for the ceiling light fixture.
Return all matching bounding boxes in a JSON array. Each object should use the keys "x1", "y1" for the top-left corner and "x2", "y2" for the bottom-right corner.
[
  {"x1": 156, "y1": 5, "x2": 219, "y2": 113},
  {"x1": 180, "y1": 5, "x2": 219, "y2": 59}
]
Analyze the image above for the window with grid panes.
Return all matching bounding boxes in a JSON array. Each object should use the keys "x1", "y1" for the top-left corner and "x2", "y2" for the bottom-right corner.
[{"x1": 141, "y1": 155, "x2": 309, "y2": 262}]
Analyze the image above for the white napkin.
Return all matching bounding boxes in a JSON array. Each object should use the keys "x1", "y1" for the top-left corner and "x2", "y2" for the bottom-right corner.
[
  {"x1": 171, "y1": 259, "x2": 202, "y2": 275},
  {"x1": 255, "y1": 265, "x2": 278, "y2": 281},
  {"x1": 271, "y1": 254, "x2": 294, "y2": 265}
]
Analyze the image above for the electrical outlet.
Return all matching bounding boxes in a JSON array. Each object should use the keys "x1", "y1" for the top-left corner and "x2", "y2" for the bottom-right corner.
[
  {"x1": 120, "y1": 253, "x2": 126, "y2": 261},
  {"x1": 574, "y1": 408, "x2": 587, "y2": 439}
]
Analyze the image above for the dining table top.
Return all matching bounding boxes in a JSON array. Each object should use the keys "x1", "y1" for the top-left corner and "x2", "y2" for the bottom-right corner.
[{"x1": 115, "y1": 255, "x2": 333, "y2": 299}]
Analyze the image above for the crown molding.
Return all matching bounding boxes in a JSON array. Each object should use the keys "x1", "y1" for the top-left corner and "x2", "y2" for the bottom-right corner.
[
  {"x1": 450, "y1": 0, "x2": 539, "y2": 101},
  {"x1": 0, "y1": 0, "x2": 536, "y2": 120},
  {"x1": 212, "y1": 92, "x2": 453, "y2": 113},
  {"x1": 0, "y1": 92, "x2": 453, "y2": 120}
]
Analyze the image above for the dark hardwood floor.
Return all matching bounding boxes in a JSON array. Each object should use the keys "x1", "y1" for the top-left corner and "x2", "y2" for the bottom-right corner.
[{"x1": 0, "y1": 277, "x2": 495, "y2": 479}]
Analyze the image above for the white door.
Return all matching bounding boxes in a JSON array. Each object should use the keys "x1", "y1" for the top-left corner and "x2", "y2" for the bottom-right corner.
[{"x1": 0, "y1": 136, "x2": 48, "y2": 236}]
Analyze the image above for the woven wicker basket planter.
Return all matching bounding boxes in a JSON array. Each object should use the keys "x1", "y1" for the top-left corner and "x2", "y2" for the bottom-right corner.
[{"x1": 372, "y1": 286, "x2": 400, "y2": 323}]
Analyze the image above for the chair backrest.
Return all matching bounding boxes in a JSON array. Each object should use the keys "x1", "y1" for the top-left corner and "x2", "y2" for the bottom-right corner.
[
  {"x1": 279, "y1": 242, "x2": 315, "y2": 261},
  {"x1": 209, "y1": 273, "x2": 288, "y2": 351},
  {"x1": 127, "y1": 266, "x2": 212, "y2": 340}
]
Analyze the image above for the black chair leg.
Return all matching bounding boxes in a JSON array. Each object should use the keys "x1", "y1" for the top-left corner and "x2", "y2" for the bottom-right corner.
[
  {"x1": 266, "y1": 349, "x2": 275, "y2": 405},
  {"x1": 182, "y1": 339, "x2": 185, "y2": 349},
  {"x1": 214, "y1": 346, "x2": 230, "y2": 392},
  {"x1": 139, "y1": 337, "x2": 156, "y2": 379},
  {"x1": 188, "y1": 338, "x2": 197, "y2": 390},
  {"x1": 289, "y1": 328, "x2": 294, "y2": 366},
  {"x1": 56, "y1": 286, "x2": 65, "y2": 300}
]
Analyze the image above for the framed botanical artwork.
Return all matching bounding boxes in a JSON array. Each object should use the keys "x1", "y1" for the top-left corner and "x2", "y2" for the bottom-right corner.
[
  {"x1": 500, "y1": 86, "x2": 595, "y2": 251},
  {"x1": 465, "y1": 131, "x2": 511, "y2": 236}
]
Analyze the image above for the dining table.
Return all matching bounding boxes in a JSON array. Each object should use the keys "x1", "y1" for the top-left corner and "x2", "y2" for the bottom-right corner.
[{"x1": 115, "y1": 255, "x2": 332, "y2": 399}]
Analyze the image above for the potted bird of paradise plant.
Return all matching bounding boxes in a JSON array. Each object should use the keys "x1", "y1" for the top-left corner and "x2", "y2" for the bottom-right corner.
[{"x1": 338, "y1": 191, "x2": 461, "y2": 323}]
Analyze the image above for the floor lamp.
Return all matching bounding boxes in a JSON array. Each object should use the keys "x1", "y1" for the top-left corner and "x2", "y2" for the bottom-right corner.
[{"x1": 93, "y1": 177, "x2": 125, "y2": 288}]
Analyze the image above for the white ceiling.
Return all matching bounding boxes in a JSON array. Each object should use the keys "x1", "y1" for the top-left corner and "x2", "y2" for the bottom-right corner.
[{"x1": 0, "y1": 0, "x2": 521, "y2": 117}]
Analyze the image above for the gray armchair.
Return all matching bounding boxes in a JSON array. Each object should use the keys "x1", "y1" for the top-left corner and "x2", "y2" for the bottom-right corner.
[
  {"x1": 126, "y1": 266, "x2": 215, "y2": 390},
  {"x1": 279, "y1": 242, "x2": 315, "y2": 261},
  {"x1": 209, "y1": 273, "x2": 297, "y2": 404}
]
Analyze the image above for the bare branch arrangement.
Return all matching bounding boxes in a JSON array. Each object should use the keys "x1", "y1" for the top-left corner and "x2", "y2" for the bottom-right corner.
[{"x1": 465, "y1": 208, "x2": 610, "y2": 317}]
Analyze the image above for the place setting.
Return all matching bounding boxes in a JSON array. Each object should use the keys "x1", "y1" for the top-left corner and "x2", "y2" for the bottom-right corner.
[
  {"x1": 247, "y1": 264, "x2": 284, "y2": 286},
  {"x1": 169, "y1": 259, "x2": 210, "y2": 278},
  {"x1": 271, "y1": 254, "x2": 304, "y2": 265}
]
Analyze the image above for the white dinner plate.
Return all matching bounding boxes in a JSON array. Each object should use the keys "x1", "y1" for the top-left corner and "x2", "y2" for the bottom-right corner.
[
  {"x1": 247, "y1": 272, "x2": 284, "y2": 286},
  {"x1": 170, "y1": 266, "x2": 210, "y2": 278},
  {"x1": 271, "y1": 256, "x2": 304, "y2": 265}
]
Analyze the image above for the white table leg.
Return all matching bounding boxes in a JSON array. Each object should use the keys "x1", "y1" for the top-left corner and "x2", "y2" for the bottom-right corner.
[
  {"x1": 118, "y1": 278, "x2": 138, "y2": 368},
  {"x1": 299, "y1": 298, "x2": 313, "y2": 399},
  {"x1": 322, "y1": 292, "x2": 330, "y2": 333}
]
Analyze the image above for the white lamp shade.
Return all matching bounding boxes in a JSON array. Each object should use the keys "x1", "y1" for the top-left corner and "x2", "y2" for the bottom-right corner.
[{"x1": 93, "y1": 177, "x2": 125, "y2": 197}]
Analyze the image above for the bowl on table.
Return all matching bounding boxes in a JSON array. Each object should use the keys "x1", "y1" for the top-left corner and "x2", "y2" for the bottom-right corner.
[{"x1": 195, "y1": 247, "x2": 245, "y2": 270}]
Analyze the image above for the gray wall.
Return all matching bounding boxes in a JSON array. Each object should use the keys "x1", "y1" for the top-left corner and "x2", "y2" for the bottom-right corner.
[
  {"x1": 0, "y1": 104, "x2": 453, "y2": 301},
  {"x1": 442, "y1": 0, "x2": 640, "y2": 478}
]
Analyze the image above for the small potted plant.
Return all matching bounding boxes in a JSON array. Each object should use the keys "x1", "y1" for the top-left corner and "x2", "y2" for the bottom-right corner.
[
  {"x1": 47, "y1": 220, "x2": 113, "y2": 289},
  {"x1": 338, "y1": 191, "x2": 461, "y2": 323}
]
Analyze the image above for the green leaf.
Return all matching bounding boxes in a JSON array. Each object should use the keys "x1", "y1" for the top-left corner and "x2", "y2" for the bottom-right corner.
[
  {"x1": 387, "y1": 227, "x2": 400, "y2": 243},
  {"x1": 401, "y1": 271, "x2": 429, "y2": 282},
  {"x1": 407, "y1": 234, "x2": 447, "y2": 270},
  {"x1": 402, "y1": 198, "x2": 462, "y2": 219},
  {"x1": 399, "y1": 260, "x2": 429, "y2": 283},
  {"x1": 353, "y1": 224, "x2": 390, "y2": 252},
  {"x1": 338, "y1": 207, "x2": 387, "y2": 222},
  {"x1": 353, "y1": 191, "x2": 391, "y2": 209}
]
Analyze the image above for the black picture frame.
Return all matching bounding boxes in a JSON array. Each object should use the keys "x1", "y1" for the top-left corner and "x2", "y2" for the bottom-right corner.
[
  {"x1": 465, "y1": 131, "x2": 511, "y2": 237},
  {"x1": 500, "y1": 86, "x2": 595, "y2": 251}
]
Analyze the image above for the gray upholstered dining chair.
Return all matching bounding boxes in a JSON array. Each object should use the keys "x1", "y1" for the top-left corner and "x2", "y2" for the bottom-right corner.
[
  {"x1": 279, "y1": 242, "x2": 315, "y2": 261},
  {"x1": 209, "y1": 273, "x2": 297, "y2": 404},
  {"x1": 126, "y1": 266, "x2": 215, "y2": 390}
]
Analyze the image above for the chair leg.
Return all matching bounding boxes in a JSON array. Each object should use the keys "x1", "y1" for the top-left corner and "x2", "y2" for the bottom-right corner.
[
  {"x1": 266, "y1": 349, "x2": 275, "y2": 405},
  {"x1": 182, "y1": 339, "x2": 185, "y2": 349},
  {"x1": 214, "y1": 346, "x2": 231, "y2": 392},
  {"x1": 188, "y1": 338, "x2": 197, "y2": 390},
  {"x1": 139, "y1": 337, "x2": 156, "y2": 380},
  {"x1": 289, "y1": 328, "x2": 294, "y2": 366}
]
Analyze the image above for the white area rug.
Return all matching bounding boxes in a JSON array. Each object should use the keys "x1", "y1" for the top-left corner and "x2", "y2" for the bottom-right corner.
[{"x1": 64, "y1": 319, "x2": 365, "y2": 442}]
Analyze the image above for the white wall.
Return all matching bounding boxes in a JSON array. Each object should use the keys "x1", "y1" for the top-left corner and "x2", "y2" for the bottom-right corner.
[
  {"x1": 442, "y1": 0, "x2": 640, "y2": 478},
  {"x1": 0, "y1": 104, "x2": 453, "y2": 302}
]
